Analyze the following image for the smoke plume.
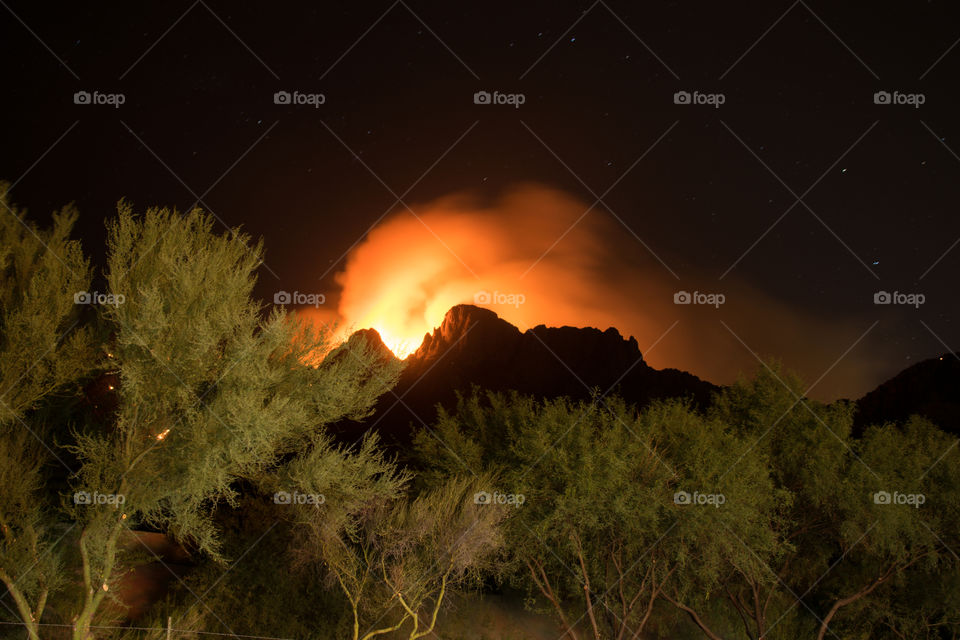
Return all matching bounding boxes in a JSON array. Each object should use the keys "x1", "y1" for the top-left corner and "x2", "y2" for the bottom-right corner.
[{"x1": 323, "y1": 184, "x2": 886, "y2": 400}]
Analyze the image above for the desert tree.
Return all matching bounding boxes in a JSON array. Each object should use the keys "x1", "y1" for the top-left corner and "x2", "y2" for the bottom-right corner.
[
  {"x1": 706, "y1": 364, "x2": 853, "y2": 639},
  {"x1": 415, "y1": 392, "x2": 777, "y2": 640},
  {"x1": 282, "y1": 430, "x2": 409, "y2": 639},
  {"x1": 65, "y1": 203, "x2": 400, "y2": 640},
  {"x1": 708, "y1": 365, "x2": 960, "y2": 640},
  {"x1": 375, "y1": 474, "x2": 507, "y2": 639},
  {"x1": 0, "y1": 184, "x2": 94, "y2": 640},
  {"x1": 818, "y1": 415, "x2": 960, "y2": 639},
  {"x1": 642, "y1": 398, "x2": 780, "y2": 640},
  {"x1": 287, "y1": 462, "x2": 507, "y2": 640}
]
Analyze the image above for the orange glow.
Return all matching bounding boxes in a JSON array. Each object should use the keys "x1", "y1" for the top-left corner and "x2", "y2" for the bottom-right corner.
[
  {"x1": 320, "y1": 184, "x2": 889, "y2": 400},
  {"x1": 371, "y1": 326, "x2": 418, "y2": 360},
  {"x1": 332, "y1": 184, "x2": 656, "y2": 358}
]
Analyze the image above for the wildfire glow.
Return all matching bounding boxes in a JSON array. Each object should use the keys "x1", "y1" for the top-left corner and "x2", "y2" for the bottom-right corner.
[
  {"x1": 371, "y1": 327, "x2": 418, "y2": 360},
  {"x1": 332, "y1": 184, "x2": 655, "y2": 359},
  {"x1": 316, "y1": 183, "x2": 885, "y2": 400}
]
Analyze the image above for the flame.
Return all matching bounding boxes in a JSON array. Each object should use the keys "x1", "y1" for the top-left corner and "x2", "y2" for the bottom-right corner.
[{"x1": 373, "y1": 328, "x2": 418, "y2": 360}]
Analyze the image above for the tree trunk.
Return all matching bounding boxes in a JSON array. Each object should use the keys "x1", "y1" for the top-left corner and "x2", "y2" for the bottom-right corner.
[
  {"x1": 816, "y1": 567, "x2": 894, "y2": 640},
  {"x1": 527, "y1": 558, "x2": 580, "y2": 640},
  {"x1": 660, "y1": 590, "x2": 724, "y2": 640}
]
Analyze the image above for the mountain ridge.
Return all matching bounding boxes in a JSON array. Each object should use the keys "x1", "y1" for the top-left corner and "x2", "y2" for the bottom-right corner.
[
  {"x1": 339, "y1": 304, "x2": 717, "y2": 443},
  {"x1": 333, "y1": 305, "x2": 960, "y2": 443}
]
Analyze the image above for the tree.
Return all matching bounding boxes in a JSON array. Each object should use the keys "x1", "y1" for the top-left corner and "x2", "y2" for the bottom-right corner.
[
  {"x1": 283, "y1": 431, "x2": 409, "y2": 639},
  {"x1": 288, "y1": 466, "x2": 507, "y2": 640},
  {"x1": 65, "y1": 203, "x2": 400, "y2": 640},
  {"x1": 707, "y1": 364, "x2": 853, "y2": 640},
  {"x1": 415, "y1": 392, "x2": 777, "y2": 640},
  {"x1": 709, "y1": 365, "x2": 960, "y2": 640},
  {"x1": 820, "y1": 415, "x2": 960, "y2": 639},
  {"x1": 376, "y1": 475, "x2": 507, "y2": 639},
  {"x1": 0, "y1": 184, "x2": 93, "y2": 640}
]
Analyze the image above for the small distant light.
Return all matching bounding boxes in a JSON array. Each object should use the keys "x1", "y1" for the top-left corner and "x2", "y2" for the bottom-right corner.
[
  {"x1": 108, "y1": 385, "x2": 114, "y2": 390},
  {"x1": 121, "y1": 513, "x2": 127, "y2": 520},
  {"x1": 102, "y1": 583, "x2": 109, "y2": 591},
  {"x1": 156, "y1": 429, "x2": 171, "y2": 441}
]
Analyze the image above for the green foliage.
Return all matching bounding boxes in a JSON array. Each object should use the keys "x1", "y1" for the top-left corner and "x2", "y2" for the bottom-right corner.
[
  {"x1": 706, "y1": 365, "x2": 855, "y2": 638},
  {"x1": 0, "y1": 183, "x2": 94, "y2": 425},
  {"x1": 62, "y1": 202, "x2": 402, "y2": 639},
  {"x1": 710, "y1": 367, "x2": 960, "y2": 640},
  {"x1": 0, "y1": 185, "x2": 94, "y2": 640},
  {"x1": 415, "y1": 391, "x2": 779, "y2": 638},
  {"x1": 822, "y1": 415, "x2": 960, "y2": 638},
  {"x1": 149, "y1": 506, "x2": 344, "y2": 640},
  {"x1": 415, "y1": 367, "x2": 960, "y2": 640},
  {"x1": 0, "y1": 430, "x2": 67, "y2": 619},
  {"x1": 74, "y1": 203, "x2": 397, "y2": 552},
  {"x1": 288, "y1": 467, "x2": 507, "y2": 639}
]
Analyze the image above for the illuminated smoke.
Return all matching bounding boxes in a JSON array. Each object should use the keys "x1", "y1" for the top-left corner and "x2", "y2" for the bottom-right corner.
[{"x1": 326, "y1": 184, "x2": 887, "y2": 400}]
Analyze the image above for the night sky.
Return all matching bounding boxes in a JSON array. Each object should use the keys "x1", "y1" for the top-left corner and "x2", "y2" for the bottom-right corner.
[{"x1": 3, "y1": 1, "x2": 959, "y2": 399}]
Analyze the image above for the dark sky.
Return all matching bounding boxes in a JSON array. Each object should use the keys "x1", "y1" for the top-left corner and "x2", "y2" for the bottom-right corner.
[{"x1": 2, "y1": 1, "x2": 959, "y2": 398}]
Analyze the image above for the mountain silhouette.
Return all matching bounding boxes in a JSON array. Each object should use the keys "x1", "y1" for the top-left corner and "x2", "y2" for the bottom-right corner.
[
  {"x1": 336, "y1": 304, "x2": 717, "y2": 444},
  {"x1": 854, "y1": 352, "x2": 960, "y2": 436},
  {"x1": 332, "y1": 306, "x2": 960, "y2": 445}
]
